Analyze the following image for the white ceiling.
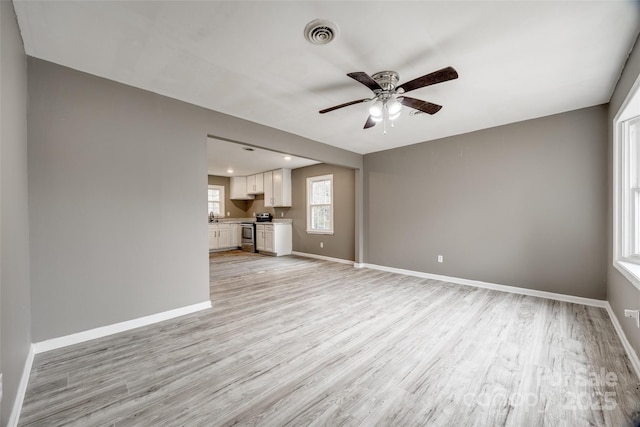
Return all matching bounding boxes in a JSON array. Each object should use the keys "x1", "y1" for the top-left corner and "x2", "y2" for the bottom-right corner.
[
  {"x1": 13, "y1": 1, "x2": 640, "y2": 155},
  {"x1": 207, "y1": 138, "x2": 319, "y2": 177}
]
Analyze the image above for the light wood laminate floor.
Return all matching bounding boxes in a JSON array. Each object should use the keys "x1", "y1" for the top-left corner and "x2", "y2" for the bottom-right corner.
[{"x1": 19, "y1": 251, "x2": 640, "y2": 426}]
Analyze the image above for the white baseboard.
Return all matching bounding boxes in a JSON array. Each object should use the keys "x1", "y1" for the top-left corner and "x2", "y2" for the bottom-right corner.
[
  {"x1": 33, "y1": 300, "x2": 212, "y2": 354},
  {"x1": 7, "y1": 344, "x2": 35, "y2": 427},
  {"x1": 605, "y1": 302, "x2": 640, "y2": 380},
  {"x1": 362, "y1": 263, "x2": 608, "y2": 308},
  {"x1": 291, "y1": 251, "x2": 355, "y2": 266}
]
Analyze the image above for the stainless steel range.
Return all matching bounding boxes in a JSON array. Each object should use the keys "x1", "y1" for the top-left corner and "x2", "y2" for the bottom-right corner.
[
  {"x1": 255, "y1": 212, "x2": 273, "y2": 222},
  {"x1": 240, "y1": 222, "x2": 256, "y2": 253},
  {"x1": 241, "y1": 213, "x2": 273, "y2": 252}
]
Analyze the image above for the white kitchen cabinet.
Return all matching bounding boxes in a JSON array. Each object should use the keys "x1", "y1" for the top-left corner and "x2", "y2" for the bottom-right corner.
[
  {"x1": 255, "y1": 223, "x2": 292, "y2": 256},
  {"x1": 209, "y1": 224, "x2": 232, "y2": 250},
  {"x1": 264, "y1": 226, "x2": 274, "y2": 252},
  {"x1": 208, "y1": 224, "x2": 219, "y2": 250},
  {"x1": 230, "y1": 176, "x2": 255, "y2": 200},
  {"x1": 264, "y1": 168, "x2": 291, "y2": 207},
  {"x1": 217, "y1": 224, "x2": 230, "y2": 248},
  {"x1": 246, "y1": 173, "x2": 264, "y2": 195},
  {"x1": 255, "y1": 173, "x2": 264, "y2": 193},
  {"x1": 230, "y1": 224, "x2": 241, "y2": 248},
  {"x1": 256, "y1": 224, "x2": 265, "y2": 251},
  {"x1": 263, "y1": 171, "x2": 273, "y2": 204}
]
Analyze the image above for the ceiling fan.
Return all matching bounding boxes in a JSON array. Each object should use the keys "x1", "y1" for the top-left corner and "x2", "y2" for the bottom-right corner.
[{"x1": 319, "y1": 66, "x2": 458, "y2": 132}]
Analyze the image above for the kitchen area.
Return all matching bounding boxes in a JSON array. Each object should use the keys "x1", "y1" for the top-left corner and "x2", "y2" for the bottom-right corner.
[
  {"x1": 207, "y1": 137, "x2": 357, "y2": 262},
  {"x1": 207, "y1": 137, "x2": 318, "y2": 257},
  {"x1": 208, "y1": 168, "x2": 294, "y2": 256}
]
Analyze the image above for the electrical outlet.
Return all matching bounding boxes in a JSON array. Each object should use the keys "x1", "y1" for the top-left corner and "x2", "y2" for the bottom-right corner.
[
  {"x1": 227, "y1": 212, "x2": 230, "y2": 217},
  {"x1": 281, "y1": 212, "x2": 284, "y2": 217},
  {"x1": 320, "y1": 242, "x2": 324, "y2": 248},
  {"x1": 624, "y1": 309, "x2": 640, "y2": 328},
  {"x1": 437, "y1": 255, "x2": 443, "y2": 263}
]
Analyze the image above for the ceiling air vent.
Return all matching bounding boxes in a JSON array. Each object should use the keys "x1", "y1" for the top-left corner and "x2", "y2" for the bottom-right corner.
[{"x1": 304, "y1": 19, "x2": 339, "y2": 45}]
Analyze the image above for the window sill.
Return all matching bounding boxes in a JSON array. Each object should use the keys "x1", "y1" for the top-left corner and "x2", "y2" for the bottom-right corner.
[
  {"x1": 614, "y1": 260, "x2": 640, "y2": 292},
  {"x1": 306, "y1": 230, "x2": 334, "y2": 235}
]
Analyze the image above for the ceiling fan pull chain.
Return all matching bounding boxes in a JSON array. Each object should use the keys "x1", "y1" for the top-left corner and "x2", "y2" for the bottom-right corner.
[
  {"x1": 383, "y1": 115, "x2": 388, "y2": 135},
  {"x1": 383, "y1": 103, "x2": 388, "y2": 134}
]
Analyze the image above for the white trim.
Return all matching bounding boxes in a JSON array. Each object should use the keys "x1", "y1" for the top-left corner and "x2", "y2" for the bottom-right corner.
[
  {"x1": 613, "y1": 72, "x2": 640, "y2": 291},
  {"x1": 291, "y1": 251, "x2": 354, "y2": 265},
  {"x1": 361, "y1": 263, "x2": 607, "y2": 308},
  {"x1": 208, "y1": 184, "x2": 225, "y2": 218},
  {"x1": 306, "y1": 174, "x2": 334, "y2": 234},
  {"x1": 33, "y1": 301, "x2": 212, "y2": 354},
  {"x1": 614, "y1": 260, "x2": 640, "y2": 292},
  {"x1": 605, "y1": 302, "x2": 640, "y2": 380},
  {"x1": 304, "y1": 230, "x2": 334, "y2": 235},
  {"x1": 7, "y1": 344, "x2": 35, "y2": 427}
]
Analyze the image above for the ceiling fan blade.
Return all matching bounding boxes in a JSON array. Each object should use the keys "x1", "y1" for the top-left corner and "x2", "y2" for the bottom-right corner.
[
  {"x1": 319, "y1": 98, "x2": 370, "y2": 114},
  {"x1": 400, "y1": 96, "x2": 443, "y2": 115},
  {"x1": 364, "y1": 116, "x2": 377, "y2": 129},
  {"x1": 347, "y1": 72, "x2": 383, "y2": 92},
  {"x1": 397, "y1": 66, "x2": 458, "y2": 94}
]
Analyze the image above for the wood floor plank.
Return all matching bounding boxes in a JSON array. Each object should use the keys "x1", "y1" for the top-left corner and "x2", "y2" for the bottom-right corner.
[{"x1": 18, "y1": 251, "x2": 640, "y2": 426}]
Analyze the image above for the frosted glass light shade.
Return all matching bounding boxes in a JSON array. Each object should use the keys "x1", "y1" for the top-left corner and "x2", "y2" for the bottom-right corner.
[
  {"x1": 369, "y1": 100, "x2": 384, "y2": 118},
  {"x1": 387, "y1": 98, "x2": 402, "y2": 115}
]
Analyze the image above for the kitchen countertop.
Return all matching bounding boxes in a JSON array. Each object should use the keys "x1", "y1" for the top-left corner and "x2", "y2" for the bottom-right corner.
[{"x1": 208, "y1": 218, "x2": 292, "y2": 225}]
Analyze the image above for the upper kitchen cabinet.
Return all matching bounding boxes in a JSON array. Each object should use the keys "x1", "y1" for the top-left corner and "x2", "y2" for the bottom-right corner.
[
  {"x1": 247, "y1": 173, "x2": 264, "y2": 195},
  {"x1": 264, "y1": 168, "x2": 291, "y2": 207},
  {"x1": 230, "y1": 176, "x2": 255, "y2": 200}
]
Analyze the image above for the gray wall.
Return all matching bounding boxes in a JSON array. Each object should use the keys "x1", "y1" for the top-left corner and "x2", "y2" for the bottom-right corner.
[
  {"x1": 290, "y1": 164, "x2": 356, "y2": 261},
  {"x1": 207, "y1": 175, "x2": 247, "y2": 218},
  {"x1": 364, "y1": 105, "x2": 608, "y2": 299},
  {"x1": 28, "y1": 59, "x2": 211, "y2": 342},
  {"x1": 608, "y1": 34, "x2": 640, "y2": 360},
  {"x1": 0, "y1": 1, "x2": 32, "y2": 424},
  {"x1": 246, "y1": 194, "x2": 275, "y2": 219},
  {"x1": 28, "y1": 58, "x2": 363, "y2": 342}
]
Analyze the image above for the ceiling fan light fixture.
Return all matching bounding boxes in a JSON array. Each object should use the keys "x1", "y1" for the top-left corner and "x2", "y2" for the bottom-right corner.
[
  {"x1": 319, "y1": 66, "x2": 458, "y2": 133},
  {"x1": 387, "y1": 97, "x2": 402, "y2": 115},
  {"x1": 369, "y1": 100, "x2": 384, "y2": 118}
]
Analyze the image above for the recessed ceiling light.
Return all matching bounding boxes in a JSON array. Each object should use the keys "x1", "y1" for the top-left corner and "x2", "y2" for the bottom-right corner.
[
  {"x1": 284, "y1": 156, "x2": 292, "y2": 160},
  {"x1": 227, "y1": 169, "x2": 234, "y2": 174},
  {"x1": 242, "y1": 147, "x2": 254, "y2": 152}
]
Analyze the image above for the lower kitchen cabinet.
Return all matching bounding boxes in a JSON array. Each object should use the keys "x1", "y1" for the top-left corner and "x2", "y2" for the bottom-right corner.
[
  {"x1": 255, "y1": 223, "x2": 292, "y2": 256},
  {"x1": 230, "y1": 224, "x2": 241, "y2": 248},
  {"x1": 209, "y1": 223, "x2": 241, "y2": 251}
]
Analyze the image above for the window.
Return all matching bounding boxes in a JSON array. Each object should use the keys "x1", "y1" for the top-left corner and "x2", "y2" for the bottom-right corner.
[
  {"x1": 307, "y1": 174, "x2": 333, "y2": 234},
  {"x1": 208, "y1": 185, "x2": 225, "y2": 218},
  {"x1": 622, "y1": 118, "x2": 640, "y2": 260},
  {"x1": 614, "y1": 76, "x2": 640, "y2": 291}
]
